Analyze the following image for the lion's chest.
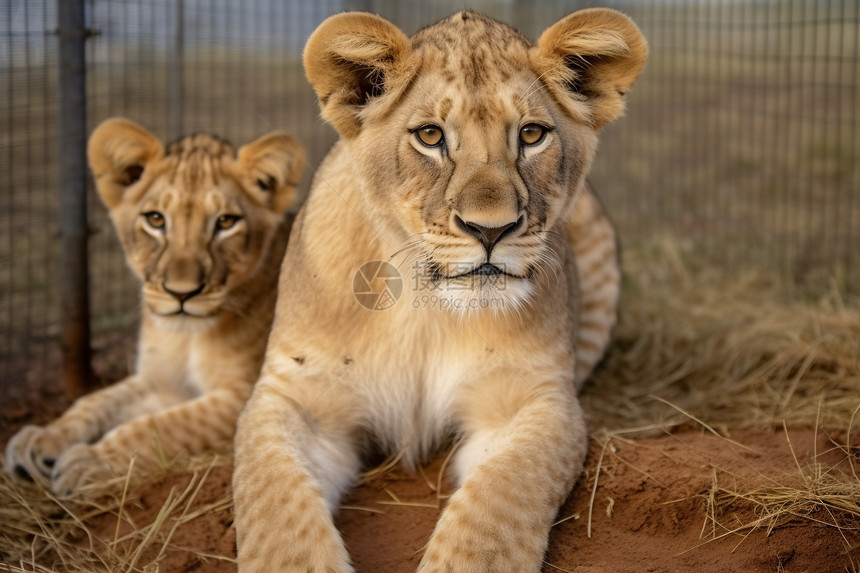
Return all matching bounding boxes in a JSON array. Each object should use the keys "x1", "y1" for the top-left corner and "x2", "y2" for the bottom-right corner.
[
  {"x1": 350, "y1": 321, "x2": 496, "y2": 465},
  {"x1": 357, "y1": 358, "x2": 463, "y2": 464}
]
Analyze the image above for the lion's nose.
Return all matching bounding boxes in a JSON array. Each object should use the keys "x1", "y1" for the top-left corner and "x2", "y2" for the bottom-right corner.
[
  {"x1": 162, "y1": 282, "x2": 205, "y2": 303},
  {"x1": 454, "y1": 214, "x2": 523, "y2": 254}
]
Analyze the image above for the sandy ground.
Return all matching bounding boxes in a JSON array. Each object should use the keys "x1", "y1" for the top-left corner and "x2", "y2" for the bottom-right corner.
[{"x1": 68, "y1": 426, "x2": 855, "y2": 573}]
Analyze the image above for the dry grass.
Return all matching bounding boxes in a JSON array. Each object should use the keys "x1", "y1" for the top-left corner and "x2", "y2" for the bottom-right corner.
[
  {"x1": 695, "y1": 419, "x2": 860, "y2": 572},
  {"x1": 0, "y1": 456, "x2": 232, "y2": 572},
  {"x1": 582, "y1": 237, "x2": 860, "y2": 568},
  {"x1": 585, "y1": 236, "x2": 860, "y2": 434}
]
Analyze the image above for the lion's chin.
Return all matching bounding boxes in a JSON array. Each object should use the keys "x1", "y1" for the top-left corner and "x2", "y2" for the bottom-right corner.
[
  {"x1": 431, "y1": 276, "x2": 535, "y2": 316},
  {"x1": 411, "y1": 258, "x2": 537, "y2": 316}
]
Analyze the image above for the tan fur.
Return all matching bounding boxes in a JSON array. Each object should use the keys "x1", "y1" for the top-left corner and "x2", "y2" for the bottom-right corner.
[
  {"x1": 4, "y1": 118, "x2": 304, "y2": 495},
  {"x1": 234, "y1": 9, "x2": 645, "y2": 572}
]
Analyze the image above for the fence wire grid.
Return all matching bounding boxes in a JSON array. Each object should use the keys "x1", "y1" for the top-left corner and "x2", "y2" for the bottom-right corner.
[{"x1": 0, "y1": 0, "x2": 858, "y2": 397}]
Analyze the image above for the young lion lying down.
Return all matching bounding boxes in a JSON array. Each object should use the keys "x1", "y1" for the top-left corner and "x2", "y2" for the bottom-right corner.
[
  {"x1": 5, "y1": 118, "x2": 304, "y2": 495},
  {"x1": 232, "y1": 8, "x2": 646, "y2": 572}
]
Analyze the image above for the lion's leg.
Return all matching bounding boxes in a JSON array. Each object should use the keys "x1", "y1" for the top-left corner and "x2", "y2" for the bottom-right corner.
[
  {"x1": 418, "y1": 375, "x2": 587, "y2": 573},
  {"x1": 49, "y1": 387, "x2": 246, "y2": 494},
  {"x1": 4, "y1": 375, "x2": 182, "y2": 484},
  {"x1": 567, "y1": 184, "x2": 621, "y2": 387},
  {"x1": 233, "y1": 374, "x2": 361, "y2": 573}
]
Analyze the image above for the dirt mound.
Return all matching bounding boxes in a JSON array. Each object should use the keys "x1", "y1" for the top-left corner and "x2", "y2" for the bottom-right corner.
[{"x1": 62, "y1": 427, "x2": 855, "y2": 573}]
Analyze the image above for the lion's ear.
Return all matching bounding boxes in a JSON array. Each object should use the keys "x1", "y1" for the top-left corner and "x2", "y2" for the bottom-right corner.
[
  {"x1": 237, "y1": 132, "x2": 305, "y2": 214},
  {"x1": 303, "y1": 12, "x2": 414, "y2": 138},
  {"x1": 533, "y1": 8, "x2": 647, "y2": 129},
  {"x1": 87, "y1": 117, "x2": 164, "y2": 209}
]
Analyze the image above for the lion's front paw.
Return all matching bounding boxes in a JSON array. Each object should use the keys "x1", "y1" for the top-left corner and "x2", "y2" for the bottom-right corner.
[
  {"x1": 4, "y1": 425, "x2": 70, "y2": 485},
  {"x1": 51, "y1": 444, "x2": 115, "y2": 496}
]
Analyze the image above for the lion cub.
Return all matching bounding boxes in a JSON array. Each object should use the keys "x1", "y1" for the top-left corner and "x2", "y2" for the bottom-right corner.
[
  {"x1": 233, "y1": 9, "x2": 645, "y2": 572},
  {"x1": 4, "y1": 118, "x2": 304, "y2": 495}
]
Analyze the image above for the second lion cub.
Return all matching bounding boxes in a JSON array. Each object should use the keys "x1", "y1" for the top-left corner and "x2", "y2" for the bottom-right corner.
[{"x1": 5, "y1": 118, "x2": 304, "y2": 495}]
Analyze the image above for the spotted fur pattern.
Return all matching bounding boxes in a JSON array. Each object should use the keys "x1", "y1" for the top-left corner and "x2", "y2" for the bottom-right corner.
[
  {"x1": 233, "y1": 9, "x2": 645, "y2": 572},
  {"x1": 4, "y1": 118, "x2": 303, "y2": 495}
]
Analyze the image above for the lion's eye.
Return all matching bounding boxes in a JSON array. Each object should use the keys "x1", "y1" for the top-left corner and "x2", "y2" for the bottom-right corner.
[
  {"x1": 216, "y1": 214, "x2": 242, "y2": 231},
  {"x1": 143, "y1": 211, "x2": 165, "y2": 230},
  {"x1": 414, "y1": 125, "x2": 444, "y2": 148},
  {"x1": 519, "y1": 124, "x2": 548, "y2": 146}
]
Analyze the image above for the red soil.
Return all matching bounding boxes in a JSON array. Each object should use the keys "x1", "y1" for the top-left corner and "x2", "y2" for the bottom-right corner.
[{"x1": 80, "y1": 426, "x2": 857, "y2": 573}]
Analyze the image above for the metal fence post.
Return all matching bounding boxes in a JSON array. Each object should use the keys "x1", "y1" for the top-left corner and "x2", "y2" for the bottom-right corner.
[
  {"x1": 58, "y1": 0, "x2": 93, "y2": 397},
  {"x1": 168, "y1": 0, "x2": 184, "y2": 140}
]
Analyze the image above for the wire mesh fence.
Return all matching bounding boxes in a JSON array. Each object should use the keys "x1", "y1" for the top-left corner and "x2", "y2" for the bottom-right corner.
[{"x1": 0, "y1": 0, "x2": 857, "y2": 397}]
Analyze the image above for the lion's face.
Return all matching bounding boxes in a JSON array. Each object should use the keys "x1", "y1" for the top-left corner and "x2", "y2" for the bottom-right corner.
[
  {"x1": 350, "y1": 31, "x2": 600, "y2": 306},
  {"x1": 304, "y1": 9, "x2": 646, "y2": 309},
  {"x1": 115, "y1": 149, "x2": 282, "y2": 320},
  {"x1": 88, "y1": 119, "x2": 304, "y2": 324}
]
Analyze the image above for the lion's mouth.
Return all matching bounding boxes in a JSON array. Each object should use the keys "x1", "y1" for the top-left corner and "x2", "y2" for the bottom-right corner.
[
  {"x1": 146, "y1": 297, "x2": 221, "y2": 319},
  {"x1": 431, "y1": 262, "x2": 527, "y2": 281},
  {"x1": 458, "y1": 263, "x2": 505, "y2": 277},
  {"x1": 164, "y1": 309, "x2": 203, "y2": 317}
]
